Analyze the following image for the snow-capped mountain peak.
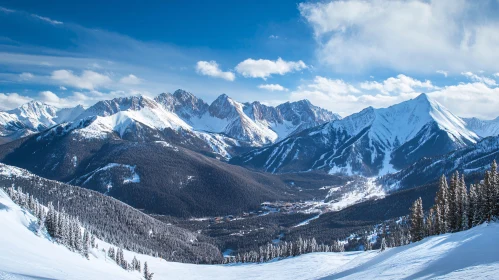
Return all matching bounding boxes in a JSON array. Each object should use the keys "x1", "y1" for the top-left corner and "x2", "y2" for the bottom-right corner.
[
  {"x1": 7, "y1": 101, "x2": 59, "y2": 130},
  {"x1": 233, "y1": 93, "x2": 480, "y2": 176},
  {"x1": 0, "y1": 101, "x2": 85, "y2": 143}
]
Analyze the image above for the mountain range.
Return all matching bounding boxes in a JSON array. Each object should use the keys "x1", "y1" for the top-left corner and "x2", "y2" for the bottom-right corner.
[
  {"x1": 0, "y1": 90, "x2": 339, "y2": 158},
  {"x1": 231, "y1": 93, "x2": 488, "y2": 177},
  {"x1": 2, "y1": 91, "x2": 499, "y2": 218}
]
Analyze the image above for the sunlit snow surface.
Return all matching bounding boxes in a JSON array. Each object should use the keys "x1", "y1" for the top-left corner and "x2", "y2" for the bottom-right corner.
[{"x1": 2, "y1": 189, "x2": 499, "y2": 280}]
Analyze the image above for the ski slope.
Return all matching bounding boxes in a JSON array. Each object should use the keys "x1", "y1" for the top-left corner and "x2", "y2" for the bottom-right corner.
[{"x1": 1, "y1": 189, "x2": 499, "y2": 280}]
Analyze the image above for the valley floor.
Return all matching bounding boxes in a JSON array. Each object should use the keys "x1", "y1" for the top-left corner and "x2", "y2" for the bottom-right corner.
[{"x1": 1, "y1": 190, "x2": 499, "y2": 280}]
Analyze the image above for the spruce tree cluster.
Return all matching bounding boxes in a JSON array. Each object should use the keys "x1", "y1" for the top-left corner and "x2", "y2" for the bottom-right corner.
[
  {"x1": 223, "y1": 237, "x2": 345, "y2": 264},
  {"x1": 408, "y1": 161, "x2": 499, "y2": 243},
  {"x1": 5, "y1": 187, "x2": 155, "y2": 277}
]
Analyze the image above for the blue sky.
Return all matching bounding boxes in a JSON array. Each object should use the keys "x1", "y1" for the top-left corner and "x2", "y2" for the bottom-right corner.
[{"x1": 1, "y1": 0, "x2": 499, "y2": 118}]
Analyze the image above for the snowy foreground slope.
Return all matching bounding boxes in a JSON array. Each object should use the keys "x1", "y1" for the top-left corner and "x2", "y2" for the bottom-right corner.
[{"x1": 1, "y1": 190, "x2": 499, "y2": 280}]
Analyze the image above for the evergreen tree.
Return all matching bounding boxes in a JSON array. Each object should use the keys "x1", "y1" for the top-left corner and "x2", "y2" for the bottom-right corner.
[
  {"x1": 434, "y1": 204, "x2": 443, "y2": 235},
  {"x1": 448, "y1": 171, "x2": 460, "y2": 231},
  {"x1": 83, "y1": 229, "x2": 90, "y2": 259},
  {"x1": 468, "y1": 184, "x2": 478, "y2": 228},
  {"x1": 143, "y1": 262, "x2": 154, "y2": 280},
  {"x1": 379, "y1": 237, "x2": 387, "y2": 252},
  {"x1": 426, "y1": 208, "x2": 435, "y2": 236},
  {"x1": 90, "y1": 233, "x2": 96, "y2": 249},
  {"x1": 459, "y1": 174, "x2": 468, "y2": 231},
  {"x1": 491, "y1": 160, "x2": 499, "y2": 218},
  {"x1": 45, "y1": 202, "x2": 57, "y2": 238},
  {"x1": 483, "y1": 171, "x2": 495, "y2": 222},
  {"x1": 108, "y1": 247, "x2": 115, "y2": 261},
  {"x1": 363, "y1": 236, "x2": 372, "y2": 251},
  {"x1": 435, "y1": 175, "x2": 449, "y2": 233},
  {"x1": 410, "y1": 197, "x2": 425, "y2": 242}
]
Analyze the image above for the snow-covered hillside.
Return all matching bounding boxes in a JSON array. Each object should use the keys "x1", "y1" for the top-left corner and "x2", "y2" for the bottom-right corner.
[
  {"x1": 464, "y1": 117, "x2": 499, "y2": 138},
  {"x1": 2, "y1": 188, "x2": 499, "y2": 280}
]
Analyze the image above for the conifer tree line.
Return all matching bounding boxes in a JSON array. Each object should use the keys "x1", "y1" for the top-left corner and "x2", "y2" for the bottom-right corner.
[
  {"x1": 5, "y1": 186, "x2": 154, "y2": 279},
  {"x1": 223, "y1": 237, "x2": 345, "y2": 263},
  {"x1": 0, "y1": 174, "x2": 222, "y2": 264},
  {"x1": 409, "y1": 161, "x2": 499, "y2": 243}
]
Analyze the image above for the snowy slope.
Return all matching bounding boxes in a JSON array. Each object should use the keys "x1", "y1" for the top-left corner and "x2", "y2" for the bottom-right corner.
[
  {"x1": 0, "y1": 189, "x2": 143, "y2": 280},
  {"x1": 464, "y1": 117, "x2": 499, "y2": 138},
  {"x1": 233, "y1": 93, "x2": 479, "y2": 176},
  {"x1": 2, "y1": 188, "x2": 499, "y2": 279}
]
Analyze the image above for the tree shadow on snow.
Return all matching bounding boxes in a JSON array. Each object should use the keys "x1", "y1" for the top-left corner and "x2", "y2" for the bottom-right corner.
[
  {"x1": 0, "y1": 202, "x2": 10, "y2": 211},
  {"x1": 320, "y1": 226, "x2": 499, "y2": 279},
  {"x1": 7, "y1": 272, "x2": 58, "y2": 280},
  {"x1": 403, "y1": 231, "x2": 497, "y2": 279}
]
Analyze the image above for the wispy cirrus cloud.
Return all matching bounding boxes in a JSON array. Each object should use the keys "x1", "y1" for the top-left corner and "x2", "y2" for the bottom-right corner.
[
  {"x1": 461, "y1": 72, "x2": 497, "y2": 86},
  {"x1": 436, "y1": 70, "x2": 448, "y2": 77},
  {"x1": 31, "y1": 14, "x2": 63, "y2": 25},
  {"x1": 0, "y1": 6, "x2": 15, "y2": 13}
]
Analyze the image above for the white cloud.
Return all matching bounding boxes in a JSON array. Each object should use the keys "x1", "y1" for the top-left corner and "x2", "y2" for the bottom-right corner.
[
  {"x1": 235, "y1": 57, "x2": 307, "y2": 80},
  {"x1": 195, "y1": 61, "x2": 235, "y2": 81},
  {"x1": 19, "y1": 72, "x2": 34, "y2": 80},
  {"x1": 51, "y1": 70, "x2": 112, "y2": 90},
  {"x1": 119, "y1": 74, "x2": 141, "y2": 85},
  {"x1": 360, "y1": 74, "x2": 435, "y2": 95},
  {"x1": 494, "y1": 73, "x2": 499, "y2": 77},
  {"x1": 59, "y1": 86, "x2": 67, "y2": 90},
  {"x1": 269, "y1": 35, "x2": 279, "y2": 39},
  {"x1": 32, "y1": 14, "x2": 63, "y2": 25},
  {"x1": 290, "y1": 74, "x2": 499, "y2": 119},
  {"x1": 0, "y1": 93, "x2": 32, "y2": 110},
  {"x1": 38, "y1": 91, "x2": 61, "y2": 104},
  {"x1": 461, "y1": 72, "x2": 497, "y2": 86},
  {"x1": 299, "y1": 0, "x2": 499, "y2": 73},
  {"x1": 436, "y1": 70, "x2": 448, "y2": 77},
  {"x1": 258, "y1": 84, "x2": 288, "y2": 92},
  {"x1": 37, "y1": 90, "x2": 137, "y2": 108},
  {"x1": 290, "y1": 76, "x2": 369, "y2": 116},
  {"x1": 429, "y1": 82, "x2": 499, "y2": 119},
  {"x1": 37, "y1": 91, "x2": 91, "y2": 108}
]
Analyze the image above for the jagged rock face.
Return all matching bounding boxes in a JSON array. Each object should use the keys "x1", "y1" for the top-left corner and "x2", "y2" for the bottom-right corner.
[
  {"x1": 231, "y1": 94, "x2": 480, "y2": 176},
  {"x1": 76, "y1": 96, "x2": 158, "y2": 120},
  {"x1": 277, "y1": 99, "x2": 340, "y2": 127},
  {"x1": 244, "y1": 102, "x2": 282, "y2": 124},
  {"x1": 208, "y1": 94, "x2": 240, "y2": 120},
  {"x1": 153, "y1": 90, "x2": 340, "y2": 146},
  {"x1": 155, "y1": 89, "x2": 209, "y2": 120}
]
